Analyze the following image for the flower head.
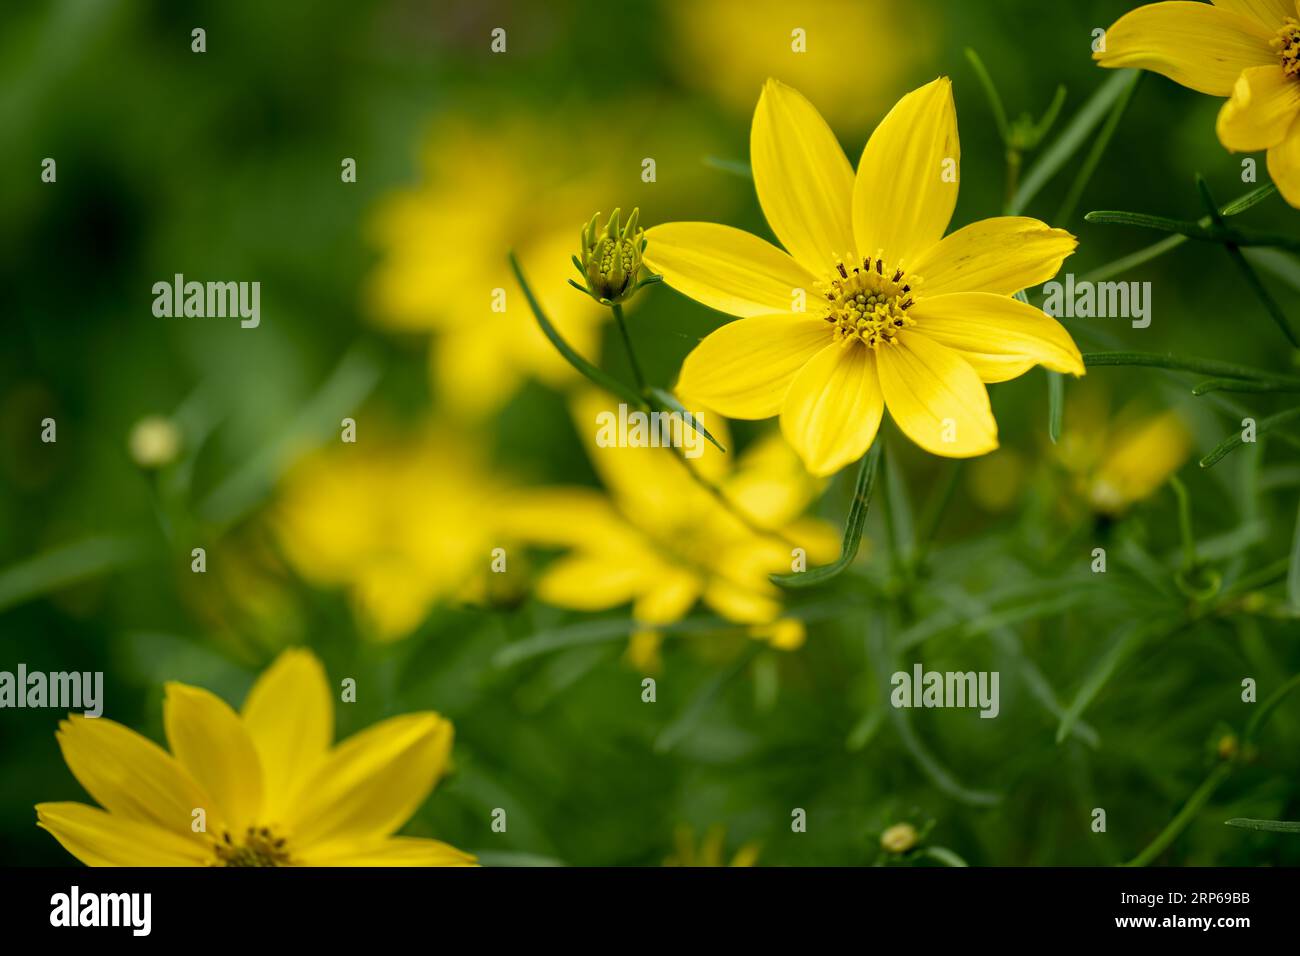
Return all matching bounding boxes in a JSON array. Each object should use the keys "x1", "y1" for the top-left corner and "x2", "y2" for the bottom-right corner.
[
  {"x1": 505, "y1": 390, "x2": 838, "y2": 671},
  {"x1": 128, "y1": 415, "x2": 181, "y2": 469},
  {"x1": 579, "y1": 207, "x2": 647, "y2": 304},
  {"x1": 1095, "y1": 0, "x2": 1300, "y2": 207},
  {"x1": 645, "y1": 78, "x2": 1083, "y2": 476},
  {"x1": 37, "y1": 649, "x2": 473, "y2": 866}
]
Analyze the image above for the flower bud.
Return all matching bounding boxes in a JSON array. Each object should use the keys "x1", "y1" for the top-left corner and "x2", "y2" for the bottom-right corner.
[
  {"x1": 880, "y1": 822, "x2": 918, "y2": 854},
  {"x1": 579, "y1": 207, "x2": 646, "y2": 304},
  {"x1": 128, "y1": 415, "x2": 181, "y2": 469}
]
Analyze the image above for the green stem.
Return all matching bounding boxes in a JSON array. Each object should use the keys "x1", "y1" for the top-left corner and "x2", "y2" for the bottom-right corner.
[
  {"x1": 1200, "y1": 407, "x2": 1300, "y2": 469},
  {"x1": 611, "y1": 302, "x2": 647, "y2": 392},
  {"x1": 1125, "y1": 763, "x2": 1233, "y2": 867},
  {"x1": 1055, "y1": 72, "x2": 1142, "y2": 226},
  {"x1": 1083, "y1": 351, "x2": 1300, "y2": 388},
  {"x1": 1169, "y1": 475, "x2": 1198, "y2": 571}
]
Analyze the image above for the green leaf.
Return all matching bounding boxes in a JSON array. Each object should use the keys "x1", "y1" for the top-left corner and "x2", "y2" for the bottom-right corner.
[
  {"x1": 1011, "y1": 70, "x2": 1136, "y2": 215},
  {"x1": 1225, "y1": 818, "x2": 1300, "y2": 834},
  {"x1": 1047, "y1": 370, "x2": 1064, "y2": 443},
  {"x1": 1056, "y1": 620, "x2": 1166, "y2": 744},
  {"x1": 1054, "y1": 71, "x2": 1142, "y2": 226},
  {"x1": 701, "y1": 155, "x2": 753, "y2": 179},
  {"x1": 771, "y1": 440, "x2": 882, "y2": 588},
  {"x1": 1290, "y1": 501, "x2": 1300, "y2": 610},
  {"x1": 0, "y1": 536, "x2": 143, "y2": 613},
  {"x1": 646, "y1": 386, "x2": 725, "y2": 452},
  {"x1": 1200, "y1": 407, "x2": 1300, "y2": 469},
  {"x1": 509, "y1": 251, "x2": 645, "y2": 410},
  {"x1": 1084, "y1": 351, "x2": 1300, "y2": 388}
]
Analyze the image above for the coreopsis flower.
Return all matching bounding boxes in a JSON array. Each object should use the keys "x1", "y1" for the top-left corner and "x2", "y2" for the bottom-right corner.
[
  {"x1": 37, "y1": 649, "x2": 473, "y2": 866},
  {"x1": 645, "y1": 78, "x2": 1084, "y2": 477},
  {"x1": 505, "y1": 390, "x2": 838, "y2": 671},
  {"x1": 273, "y1": 428, "x2": 517, "y2": 641},
  {"x1": 1054, "y1": 390, "x2": 1192, "y2": 515},
  {"x1": 366, "y1": 118, "x2": 614, "y2": 417},
  {"x1": 578, "y1": 208, "x2": 648, "y2": 304},
  {"x1": 664, "y1": 0, "x2": 932, "y2": 134},
  {"x1": 1095, "y1": 0, "x2": 1300, "y2": 207}
]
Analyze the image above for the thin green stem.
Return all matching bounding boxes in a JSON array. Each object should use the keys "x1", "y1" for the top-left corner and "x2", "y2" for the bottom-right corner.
[
  {"x1": 1083, "y1": 351, "x2": 1300, "y2": 388},
  {"x1": 610, "y1": 302, "x2": 647, "y2": 392},
  {"x1": 1055, "y1": 72, "x2": 1142, "y2": 226},
  {"x1": 1125, "y1": 763, "x2": 1233, "y2": 867},
  {"x1": 1200, "y1": 407, "x2": 1300, "y2": 469}
]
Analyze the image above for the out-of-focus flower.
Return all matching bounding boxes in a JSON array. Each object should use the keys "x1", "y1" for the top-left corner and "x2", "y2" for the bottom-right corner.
[
  {"x1": 273, "y1": 427, "x2": 516, "y2": 641},
  {"x1": 1054, "y1": 390, "x2": 1193, "y2": 515},
  {"x1": 1095, "y1": 0, "x2": 1300, "y2": 206},
  {"x1": 646, "y1": 78, "x2": 1083, "y2": 476},
  {"x1": 37, "y1": 649, "x2": 473, "y2": 866},
  {"x1": 366, "y1": 117, "x2": 616, "y2": 417},
  {"x1": 127, "y1": 415, "x2": 181, "y2": 469},
  {"x1": 505, "y1": 390, "x2": 838, "y2": 672},
  {"x1": 665, "y1": 823, "x2": 760, "y2": 867},
  {"x1": 664, "y1": 0, "x2": 932, "y2": 133},
  {"x1": 967, "y1": 448, "x2": 1028, "y2": 513}
]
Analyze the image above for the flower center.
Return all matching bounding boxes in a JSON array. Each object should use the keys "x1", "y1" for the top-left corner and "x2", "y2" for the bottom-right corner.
[
  {"x1": 819, "y1": 255, "x2": 918, "y2": 348},
  {"x1": 1275, "y1": 18, "x2": 1300, "y2": 79},
  {"x1": 212, "y1": 825, "x2": 293, "y2": 867}
]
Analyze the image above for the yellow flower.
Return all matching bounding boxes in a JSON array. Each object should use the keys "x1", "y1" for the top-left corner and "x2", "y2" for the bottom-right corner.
[
  {"x1": 645, "y1": 79, "x2": 1084, "y2": 477},
  {"x1": 665, "y1": 823, "x2": 760, "y2": 867},
  {"x1": 505, "y1": 391, "x2": 839, "y2": 671},
  {"x1": 366, "y1": 118, "x2": 613, "y2": 417},
  {"x1": 664, "y1": 0, "x2": 931, "y2": 134},
  {"x1": 273, "y1": 427, "x2": 513, "y2": 641},
  {"x1": 1055, "y1": 390, "x2": 1193, "y2": 515},
  {"x1": 36, "y1": 649, "x2": 473, "y2": 867},
  {"x1": 1095, "y1": 0, "x2": 1300, "y2": 207}
]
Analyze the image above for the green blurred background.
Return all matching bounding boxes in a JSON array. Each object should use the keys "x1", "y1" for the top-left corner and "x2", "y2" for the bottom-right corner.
[{"x1": 3, "y1": 0, "x2": 1300, "y2": 866}]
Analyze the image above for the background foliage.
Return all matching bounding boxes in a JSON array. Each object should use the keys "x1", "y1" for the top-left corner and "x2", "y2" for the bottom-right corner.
[{"x1": 2, "y1": 0, "x2": 1299, "y2": 867}]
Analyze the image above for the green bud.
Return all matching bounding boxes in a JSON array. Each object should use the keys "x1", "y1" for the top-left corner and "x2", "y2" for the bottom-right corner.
[{"x1": 578, "y1": 207, "x2": 647, "y2": 304}]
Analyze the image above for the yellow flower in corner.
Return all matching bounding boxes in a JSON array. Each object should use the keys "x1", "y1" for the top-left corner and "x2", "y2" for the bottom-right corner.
[
  {"x1": 36, "y1": 649, "x2": 474, "y2": 867},
  {"x1": 645, "y1": 78, "x2": 1084, "y2": 477},
  {"x1": 1095, "y1": 0, "x2": 1300, "y2": 206}
]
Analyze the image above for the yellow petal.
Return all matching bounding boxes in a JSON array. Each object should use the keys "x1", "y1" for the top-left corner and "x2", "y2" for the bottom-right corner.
[
  {"x1": 298, "y1": 835, "x2": 477, "y2": 867},
  {"x1": 1211, "y1": 0, "x2": 1295, "y2": 29},
  {"x1": 36, "y1": 802, "x2": 210, "y2": 867},
  {"x1": 910, "y1": 292, "x2": 1085, "y2": 383},
  {"x1": 1091, "y1": 411, "x2": 1192, "y2": 513},
  {"x1": 1267, "y1": 113, "x2": 1300, "y2": 207},
  {"x1": 55, "y1": 716, "x2": 215, "y2": 841},
  {"x1": 780, "y1": 342, "x2": 885, "y2": 477},
  {"x1": 878, "y1": 332, "x2": 998, "y2": 457},
  {"x1": 633, "y1": 569, "x2": 702, "y2": 625},
  {"x1": 911, "y1": 217, "x2": 1077, "y2": 297},
  {"x1": 240, "y1": 649, "x2": 333, "y2": 821},
  {"x1": 703, "y1": 578, "x2": 783, "y2": 623},
  {"x1": 751, "y1": 78, "x2": 856, "y2": 272},
  {"x1": 164, "y1": 683, "x2": 264, "y2": 833},
  {"x1": 643, "y1": 222, "x2": 817, "y2": 317},
  {"x1": 852, "y1": 78, "x2": 960, "y2": 265},
  {"x1": 1094, "y1": 2, "x2": 1276, "y2": 96},
  {"x1": 288, "y1": 713, "x2": 453, "y2": 846},
  {"x1": 676, "y1": 314, "x2": 834, "y2": 419},
  {"x1": 537, "y1": 554, "x2": 658, "y2": 610},
  {"x1": 1217, "y1": 66, "x2": 1300, "y2": 151}
]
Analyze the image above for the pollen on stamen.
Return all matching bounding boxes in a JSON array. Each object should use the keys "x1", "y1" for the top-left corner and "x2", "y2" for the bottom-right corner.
[
  {"x1": 818, "y1": 255, "x2": 923, "y2": 349},
  {"x1": 1274, "y1": 18, "x2": 1300, "y2": 79}
]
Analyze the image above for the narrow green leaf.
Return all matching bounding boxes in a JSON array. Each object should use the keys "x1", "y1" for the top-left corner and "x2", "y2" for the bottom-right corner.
[
  {"x1": 1054, "y1": 71, "x2": 1142, "y2": 226},
  {"x1": 921, "y1": 846, "x2": 970, "y2": 867},
  {"x1": 646, "y1": 386, "x2": 725, "y2": 452},
  {"x1": 1084, "y1": 351, "x2": 1300, "y2": 388},
  {"x1": 1126, "y1": 763, "x2": 1233, "y2": 866},
  {"x1": 1047, "y1": 370, "x2": 1064, "y2": 443},
  {"x1": 509, "y1": 251, "x2": 645, "y2": 409},
  {"x1": 1225, "y1": 818, "x2": 1300, "y2": 834},
  {"x1": 771, "y1": 440, "x2": 882, "y2": 588},
  {"x1": 1011, "y1": 70, "x2": 1136, "y2": 215},
  {"x1": 964, "y1": 48, "x2": 1010, "y2": 143},
  {"x1": 1200, "y1": 407, "x2": 1300, "y2": 469},
  {"x1": 1056, "y1": 620, "x2": 1161, "y2": 744},
  {"x1": 701, "y1": 155, "x2": 753, "y2": 179},
  {"x1": 1289, "y1": 501, "x2": 1300, "y2": 610},
  {"x1": 0, "y1": 536, "x2": 143, "y2": 613}
]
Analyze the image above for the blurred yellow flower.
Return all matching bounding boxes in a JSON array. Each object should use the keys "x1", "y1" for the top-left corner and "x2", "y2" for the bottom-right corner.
[
  {"x1": 1096, "y1": 0, "x2": 1300, "y2": 206},
  {"x1": 665, "y1": 0, "x2": 932, "y2": 133},
  {"x1": 366, "y1": 117, "x2": 614, "y2": 417},
  {"x1": 37, "y1": 649, "x2": 473, "y2": 866},
  {"x1": 665, "y1": 823, "x2": 760, "y2": 867},
  {"x1": 505, "y1": 390, "x2": 838, "y2": 671},
  {"x1": 646, "y1": 78, "x2": 1083, "y2": 477},
  {"x1": 273, "y1": 428, "x2": 514, "y2": 641},
  {"x1": 1055, "y1": 390, "x2": 1193, "y2": 515}
]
